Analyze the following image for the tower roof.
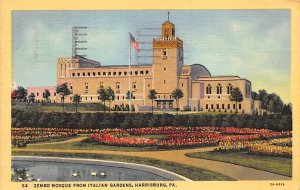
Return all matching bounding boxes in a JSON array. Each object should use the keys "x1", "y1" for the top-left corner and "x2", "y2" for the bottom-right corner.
[{"x1": 162, "y1": 12, "x2": 174, "y2": 25}]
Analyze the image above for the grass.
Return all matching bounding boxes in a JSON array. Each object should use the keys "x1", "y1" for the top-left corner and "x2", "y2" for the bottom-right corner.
[
  {"x1": 186, "y1": 151, "x2": 292, "y2": 177},
  {"x1": 12, "y1": 151, "x2": 235, "y2": 181},
  {"x1": 18, "y1": 139, "x2": 161, "y2": 152}
]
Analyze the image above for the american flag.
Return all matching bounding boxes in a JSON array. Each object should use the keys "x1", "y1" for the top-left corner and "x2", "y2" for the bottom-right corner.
[{"x1": 129, "y1": 32, "x2": 140, "y2": 52}]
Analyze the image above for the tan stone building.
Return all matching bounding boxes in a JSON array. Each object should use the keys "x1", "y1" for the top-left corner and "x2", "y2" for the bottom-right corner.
[{"x1": 56, "y1": 18, "x2": 261, "y2": 114}]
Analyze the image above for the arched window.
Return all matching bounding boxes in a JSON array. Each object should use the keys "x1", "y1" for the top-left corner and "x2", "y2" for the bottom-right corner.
[
  {"x1": 227, "y1": 83, "x2": 233, "y2": 94},
  {"x1": 217, "y1": 83, "x2": 222, "y2": 94},
  {"x1": 206, "y1": 84, "x2": 212, "y2": 94}
]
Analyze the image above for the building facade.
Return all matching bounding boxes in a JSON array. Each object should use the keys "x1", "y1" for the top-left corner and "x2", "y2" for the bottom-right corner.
[{"x1": 56, "y1": 18, "x2": 261, "y2": 114}]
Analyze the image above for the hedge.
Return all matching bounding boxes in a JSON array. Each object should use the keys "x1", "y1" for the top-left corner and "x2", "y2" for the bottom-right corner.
[{"x1": 11, "y1": 109, "x2": 292, "y2": 131}]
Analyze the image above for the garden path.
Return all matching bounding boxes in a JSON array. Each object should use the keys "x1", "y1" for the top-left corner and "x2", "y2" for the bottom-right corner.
[{"x1": 14, "y1": 146, "x2": 291, "y2": 180}]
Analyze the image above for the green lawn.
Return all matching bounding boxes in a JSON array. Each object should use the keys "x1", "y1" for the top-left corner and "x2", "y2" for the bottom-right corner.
[
  {"x1": 186, "y1": 151, "x2": 292, "y2": 177},
  {"x1": 19, "y1": 139, "x2": 161, "y2": 152},
  {"x1": 12, "y1": 151, "x2": 235, "y2": 181}
]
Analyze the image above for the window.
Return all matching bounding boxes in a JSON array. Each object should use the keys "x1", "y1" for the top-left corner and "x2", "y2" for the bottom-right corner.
[
  {"x1": 145, "y1": 70, "x2": 149, "y2": 75},
  {"x1": 217, "y1": 104, "x2": 219, "y2": 109},
  {"x1": 88, "y1": 72, "x2": 90, "y2": 76},
  {"x1": 70, "y1": 84, "x2": 73, "y2": 90},
  {"x1": 103, "y1": 72, "x2": 106, "y2": 76},
  {"x1": 117, "y1": 96, "x2": 119, "y2": 100},
  {"x1": 162, "y1": 49, "x2": 167, "y2": 57},
  {"x1": 164, "y1": 67, "x2": 166, "y2": 71},
  {"x1": 158, "y1": 95, "x2": 160, "y2": 99},
  {"x1": 206, "y1": 84, "x2": 212, "y2": 94},
  {"x1": 124, "y1": 72, "x2": 127, "y2": 75},
  {"x1": 164, "y1": 80, "x2": 166, "y2": 84},
  {"x1": 91, "y1": 97, "x2": 93, "y2": 100},
  {"x1": 233, "y1": 104, "x2": 236, "y2": 109},
  {"x1": 70, "y1": 97, "x2": 72, "y2": 100},
  {"x1": 100, "y1": 82, "x2": 104, "y2": 88},
  {"x1": 222, "y1": 104, "x2": 225, "y2": 109},
  {"x1": 239, "y1": 104, "x2": 242, "y2": 109},
  {"x1": 72, "y1": 73, "x2": 75, "y2": 77},
  {"x1": 140, "y1": 71, "x2": 144, "y2": 75},
  {"x1": 108, "y1": 72, "x2": 111, "y2": 76},
  {"x1": 217, "y1": 83, "x2": 222, "y2": 94},
  {"x1": 206, "y1": 104, "x2": 208, "y2": 109},
  {"x1": 135, "y1": 71, "x2": 138, "y2": 75},
  {"x1": 132, "y1": 82, "x2": 137, "y2": 89},
  {"x1": 119, "y1": 72, "x2": 122, "y2": 75},
  {"x1": 77, "y1": 73, "x2": 80, "y2": 77},
  {"x1": 54, "y1": 93, "x2": 57, "y2": 96},
  {"x1": 93, "y1": 72, "x2": 95, "y2": 76},
  {"x1": 164, "y1": 95, "x2": 166, "y2": 99},
  {"x1": 182, "y1": 83, "x2": 183, "y2": 87},
  {"x1": 170, "y1": 95, "x2": 172, "y2": 99},
  {"x1": 227, "y1": 83, "x2": 233, "y2": 94},
  {"x1": 228, "y1": 104, "x2": 230, "y2": 109},
  {"x1": 85, "y1": 83, "x2": 88, "y2": 89},
  {"x1": 147, "y1": 84, "x2": 150, "y2": 87},
  {"x1": 37, "y1": 93, "x2": 39, "y2": 96},
  {"x1": 218, "y1": 96, "x2": 220, "y2": 99},
  {"x1": 211, "y1": 104, "x2": 214, "y2": 109},
  {"x1": 98, "y1": 72, "x2": 101, "y2": 76},
  {"x1": 85, "y1": 97, "x2": 88, "y2": 100},
  {"x1": 116, "y1": 82, "x2": 120, "y2": 89},
  {"x1": 83, "y1": 72, "x2": 85, "y2": 76},
  {"x1": 98, "y1": 96, "x2": 100, "y2": 100},
  {"x1": 113, "y1": 72, "x2": 116, "y2": 76}
]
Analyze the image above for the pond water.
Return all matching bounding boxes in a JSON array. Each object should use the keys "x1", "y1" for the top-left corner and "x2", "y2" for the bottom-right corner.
[{"x1": 12, "y1": 158, "x2": 178, "y2": 182}]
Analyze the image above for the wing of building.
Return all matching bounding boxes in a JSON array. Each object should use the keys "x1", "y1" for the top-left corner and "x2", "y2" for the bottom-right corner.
[{"x1": 55, "y1": 17, "x2": 262, "y2": 114}]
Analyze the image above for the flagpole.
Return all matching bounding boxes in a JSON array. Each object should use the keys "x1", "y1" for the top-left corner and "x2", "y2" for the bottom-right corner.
[{"x1": 129, "y1": 33, "x2": 131, "y2": 112}]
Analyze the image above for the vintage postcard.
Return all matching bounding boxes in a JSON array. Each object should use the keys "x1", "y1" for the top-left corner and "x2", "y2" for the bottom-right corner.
[{"x1": 0, "y1": 0, "x2": 300, "y2": 190}]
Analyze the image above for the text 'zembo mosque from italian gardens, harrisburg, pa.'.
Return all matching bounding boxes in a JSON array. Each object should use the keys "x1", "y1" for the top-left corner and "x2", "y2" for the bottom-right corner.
[{"x1": 29, "y1": 14, "x2": 262, "y2": 114}]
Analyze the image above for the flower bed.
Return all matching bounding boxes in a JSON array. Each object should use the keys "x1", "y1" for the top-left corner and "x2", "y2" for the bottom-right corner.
[{"x1": 215, "y1": 140, "x2": 292, "y2": 158}]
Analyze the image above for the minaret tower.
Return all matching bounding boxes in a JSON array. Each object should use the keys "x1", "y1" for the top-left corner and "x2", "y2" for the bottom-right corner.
[{"x1": 152, "y1": 13, "x2": 184, "y2": 101}]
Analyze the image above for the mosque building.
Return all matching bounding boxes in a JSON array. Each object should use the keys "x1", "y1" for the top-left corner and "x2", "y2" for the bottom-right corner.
[{"x1": 55, "y1": 16, "x2": 261, "y2": 114}]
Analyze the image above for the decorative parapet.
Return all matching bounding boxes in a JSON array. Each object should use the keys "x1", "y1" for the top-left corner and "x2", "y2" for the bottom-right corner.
[{"x1": 153, "y1": 37, "x2": 183, "y2": 49}]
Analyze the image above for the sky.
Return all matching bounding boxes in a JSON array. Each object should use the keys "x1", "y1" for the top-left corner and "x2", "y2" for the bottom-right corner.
[{"x1": 12, "y1": 10, "x2": 291, "y2": 103}]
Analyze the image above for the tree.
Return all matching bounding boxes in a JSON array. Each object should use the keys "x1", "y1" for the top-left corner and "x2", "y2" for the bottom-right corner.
[
  {"x1": 28, "y1": 93, "x2": 35, "y2": 104},
  {"x1": 16, "y1": 86, "x2": 27, "y2": 102},
  {"x1": 72, "y1": 94, "x2": 81, "y2": 113},
  {"x1": 229, "y1": 87, "x2": 243, "y2": 113},
  {"x1": 251, "y1": 91, "x2": 258, "y2": 100},
  {"x1": 126, "y1": 90, "x2": 134, "y2": 112},
  {"x1": 106, "y1": 87, "x2": 115, "y2": 113},
  {"x1": 172, "y1": 88, "x2": 184, "y2": 115},
  {"x1": 258, "y1": 89, "x2": 268, "y2": 109},
  {"x1": 98, "y1": 87, "x2": 109, "y2": 113},
  {"x1": 148, "y1": 89, "x2": 157, "y2": 114},
  {"x1": 43, "y1": 89, "x2": 51, "y2": 103},
  {"x1": 56, "y1": 83, "x2": 71, "y2": 112},
  {"x1": 282, "y1": 103, "x2": 292, "y2": 115}
]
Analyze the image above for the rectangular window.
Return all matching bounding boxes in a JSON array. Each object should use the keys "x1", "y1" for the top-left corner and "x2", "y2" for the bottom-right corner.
[
  {"x1": 100, "y1": 82, "x2": 104, "y2": 88},
  {"x1": 113, "y1": 72, "x2": 116, "y2": 76},
  {"x1": 228, "y1": 104, "x2": 230, "y2": 109},
  {"x1": 233, "y1": 104, "x2": 236, "y2": 109},
  {"x1": 83, "y1": 72, "x2": 85, "y2": 76},
  {"x1": 206, "y1": 104, "x2": 208, "y2": 109},
  {"x1": 93, "y1": 72, "x2": 95, "y2": 76},
  {"x1": 217, "y1": 104, "x2": 219, "y2": 109},
  {"x1": 85, "y1": 83, "x2": 88, "y2": 89},
  {"x1": 162, "y1": 49, "x2": 167, "y2": 56},
  {"x1": 77, "y1": 73, "x2": 80, "y2": 76},
  {"x1": 124, "y1": 72, "x2": 127, "y2": 75},
  {"x1": 119, "y1": 72, "x2": 122, "y2": 75},
  {"x1": 108, "y1": 72, "x2": 111, "y2": 76},
  {"x1": 72, "y1": 73, "x2": 75, "y2": 77},
  {"x1": 140, "y1": 71, "x2": 144, "y2": 75},
  {"x1": 103, "y1": 72, "x2": 106, "y2": 76},
  {"x1": 239, "y1": 104, "x2": 242, "y2": 109},
  {"x1": 98, "y1": 72, "x2": 101, "y2": 76},
  {"x1": 135, "y1": 71, "x2": 138, "y2": 75},
  {"x1": 222, "y1": 104, "x2": 225, "y2": 109},
  {"x1": 145, "y1": 70, "x2": 149, "y2": 74},
  {"x1": 211, "y1": 104, "x2": 214, "y2": 109},
  {"x1": 37, "y1": 93, "x2": 39, "y2": 96},
  {"x1": 88, "y1": 72, "x2": 90, "y2": 76},
  {"x1": 116, "y1": 82, "x2": 120, "y2": 89}
]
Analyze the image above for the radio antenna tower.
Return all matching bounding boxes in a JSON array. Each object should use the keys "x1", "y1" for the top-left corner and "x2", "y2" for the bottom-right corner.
[{"x1": 72, "y1": 26, "x2": 88, "y2": 57}]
